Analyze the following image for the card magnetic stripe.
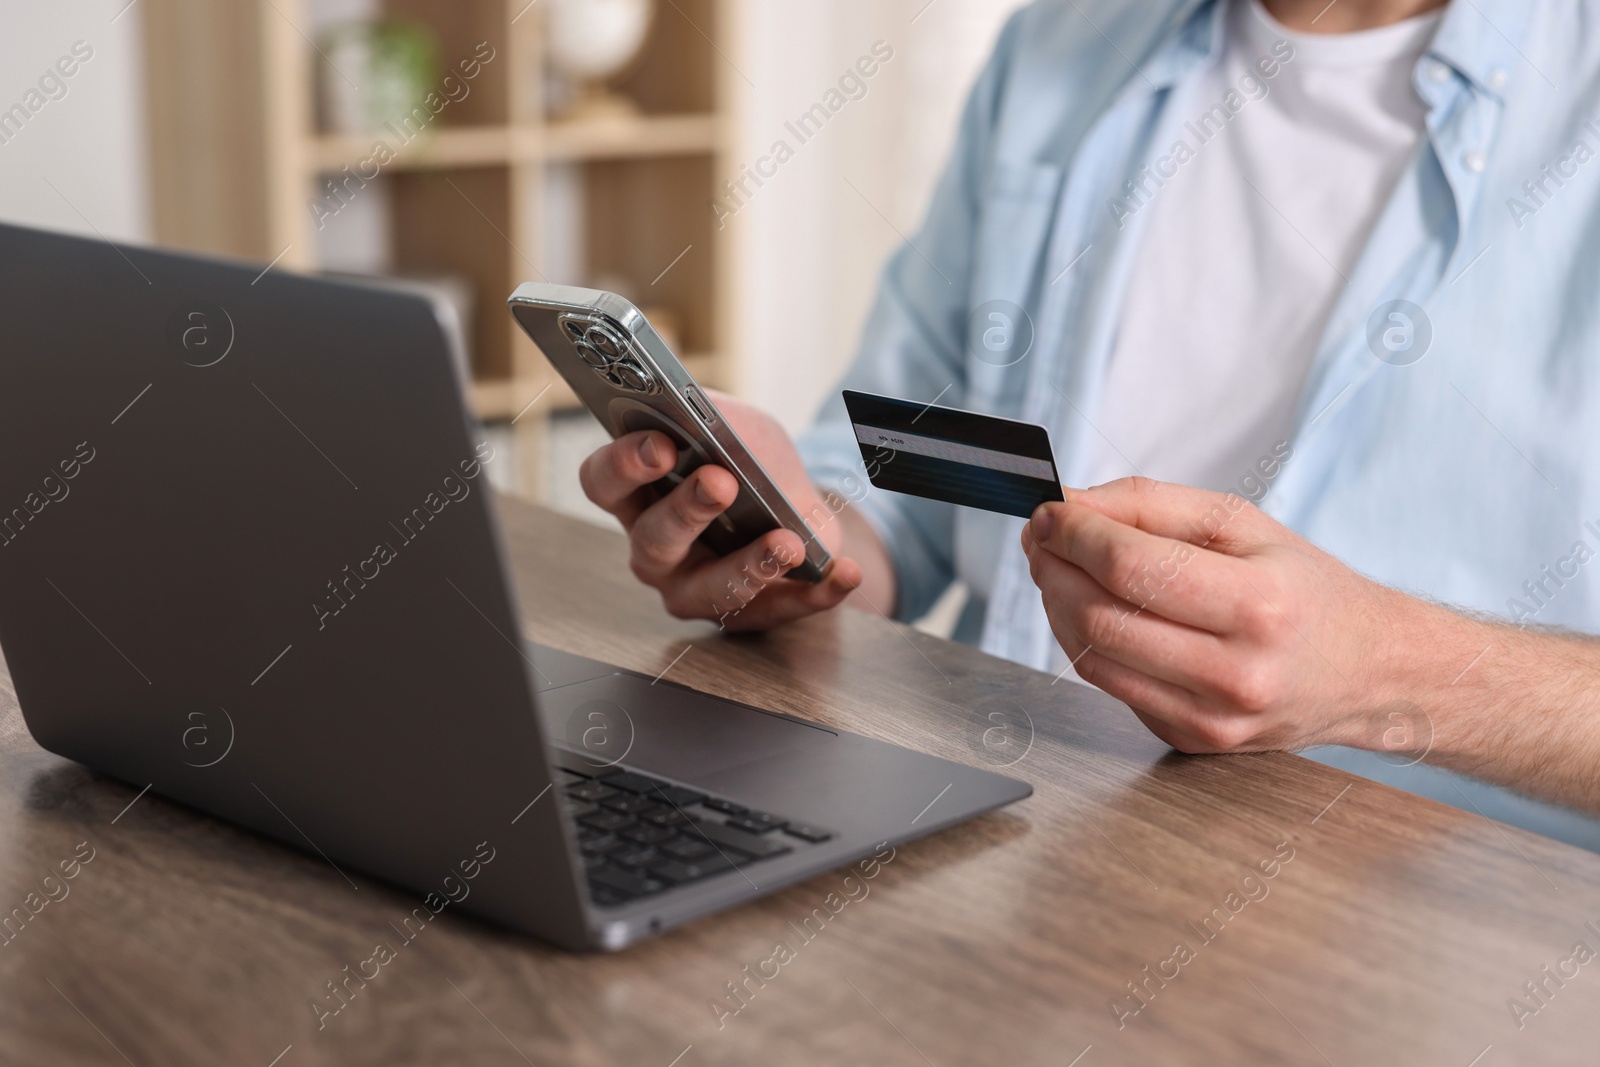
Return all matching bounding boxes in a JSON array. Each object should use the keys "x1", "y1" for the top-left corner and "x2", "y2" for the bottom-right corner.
[{"x1": 863, "y1": 450, "x2": 1062, "y2": 518}]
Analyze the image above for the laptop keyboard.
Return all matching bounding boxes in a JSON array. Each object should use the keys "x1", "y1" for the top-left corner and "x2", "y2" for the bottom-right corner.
[{"x1": 553, "y1": 754, "x2": 834, "y2": 907}]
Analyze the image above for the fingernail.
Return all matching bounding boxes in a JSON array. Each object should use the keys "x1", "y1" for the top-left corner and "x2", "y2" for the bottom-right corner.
[
  {"x1": 1031, "y1": 505, "x2": 1053, "y2": 541},
  {"x1": 639, "y1": 434, "x2": 660, "y2": 468},
  {"x1": 694, "y1": 473, "x2": 718, "y2": 507}
]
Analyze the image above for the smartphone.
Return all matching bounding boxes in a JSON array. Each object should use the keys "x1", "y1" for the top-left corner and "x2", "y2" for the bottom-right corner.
[{"x1": 507, "y1": 283, "x2": 832, "y2": 583}]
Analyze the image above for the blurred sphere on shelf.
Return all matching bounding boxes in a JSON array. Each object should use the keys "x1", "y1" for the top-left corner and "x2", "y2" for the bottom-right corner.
[{"x1": 544, "y1": 0, "x2": 654, "y2": 120}]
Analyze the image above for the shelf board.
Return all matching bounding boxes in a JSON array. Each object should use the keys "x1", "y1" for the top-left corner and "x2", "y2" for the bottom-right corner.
[
  {"x1": 311, "y1": 126, "x2": 523, "y2": 173},
  {"x1": 542, "y1": 113, "x2": 719, "y2": 161},
  {"x1": 470, "y1": 354, "x2": 721, "y2": 421},
  {"x1": 309, "y1": 114, "x2": 720, "y2": 175}
]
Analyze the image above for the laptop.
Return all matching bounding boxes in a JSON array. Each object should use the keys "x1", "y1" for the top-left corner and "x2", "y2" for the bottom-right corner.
[{"x1": 0, "y1": 222, "x2": 1030, "y2": 951}]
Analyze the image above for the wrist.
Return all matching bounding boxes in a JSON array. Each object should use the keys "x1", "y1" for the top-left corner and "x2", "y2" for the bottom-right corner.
[{"x1": 1339, "y1": 585, "x2": 1490, "y2": 757}]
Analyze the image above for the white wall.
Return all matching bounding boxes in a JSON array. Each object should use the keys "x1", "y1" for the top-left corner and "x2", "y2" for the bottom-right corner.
[
  {"x1": 733, "y1": 0, "x2": 1022, "y2": 433},
  {"x1": 0, "y1": 0, "x2": 149, "y2": 242}
]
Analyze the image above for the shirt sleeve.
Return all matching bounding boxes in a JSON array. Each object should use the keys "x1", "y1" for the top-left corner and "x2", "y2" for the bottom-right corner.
[{"x1": 795, "y1": 16, "x2": 1021, "y2": 623}]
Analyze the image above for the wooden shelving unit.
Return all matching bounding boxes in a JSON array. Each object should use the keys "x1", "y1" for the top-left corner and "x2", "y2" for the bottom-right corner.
[{"x1": 142, "y1": 0, "x2": 741, "y2": 496}]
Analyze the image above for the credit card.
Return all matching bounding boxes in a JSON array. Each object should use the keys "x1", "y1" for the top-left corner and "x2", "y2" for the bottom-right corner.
[{"x1": 841, "y1": 389, "x2": 1064, "y2": 518}]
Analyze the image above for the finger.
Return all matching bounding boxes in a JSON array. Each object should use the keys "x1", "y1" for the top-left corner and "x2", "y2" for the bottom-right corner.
[
  {"x1": 1050, "y1": 620, "x2": 1245, "y2": 753},
  {"x1": 1044, "y1": 595, "x2": 1267, "y2": 754},
  {"x1": 1029, "y1": 549, "x2": 1230, "y2": 697},
  {"x1": 665, "y1": 529, "x2": 848, "y2": 625},
  {"x1": 628, "y1": 464, "x2": 741, "y2": 583},
  {"x1": 1055, "y1": 636, "x2": 1212, "y2": 736},
  {"x1": 1126, "y1": 702, "x2": 1284, "y2": 753},
  {"x1": 1028, "y1": 500, "x2": 1255, "y2": 633},
  {"x1": 715, "y1": 556, "x2": 863, "y2": 632},
  {"x1": 1065, "y1": 641, "x2": 1278, "y2": 753},
  {"x1": 1072, "y1": 476, "x2": 1276, "y2": 552},
  {"x1": 578, "y1": 431, "x2": 678, "y2": 526},
  {"x1": 1126, "y1": 707, "x2": 1227, "y2": 756}
]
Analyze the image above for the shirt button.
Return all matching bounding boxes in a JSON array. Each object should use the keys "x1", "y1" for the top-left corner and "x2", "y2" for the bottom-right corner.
[
  {"x1": 1488, "y1": 69, "x2": 1509, "y2": 91},
  {"x1": 1428, "y1": 60, "x2": 1452, "y2": 82},
  {"x1": 1463, "y1": 150, "x2": 1487, "y2": 173}
]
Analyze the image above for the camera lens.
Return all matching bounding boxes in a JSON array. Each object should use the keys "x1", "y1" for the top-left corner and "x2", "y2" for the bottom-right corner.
[
  {"x1": 614, "y1": 360, "x2": 654, "y2": 392},
  {"x1": 574, "y1": 341, "x2": 610, "y2": 368},
  {"x1": 562, "y1": 319, "x2": 588, "y2": 343},
  {"x1": 585, "y1": 326, "x2": 621, "y2": 357}
]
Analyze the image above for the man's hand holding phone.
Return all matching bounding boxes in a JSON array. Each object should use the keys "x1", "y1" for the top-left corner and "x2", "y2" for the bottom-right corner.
[{"x1": 579, "y1": 393, "x2": 877, "y2": 631}]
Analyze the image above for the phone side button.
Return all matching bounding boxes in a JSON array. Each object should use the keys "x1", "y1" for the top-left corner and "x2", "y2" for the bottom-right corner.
[{"x1": 683, "y1": 386, "x2": 716, "y2": 425}]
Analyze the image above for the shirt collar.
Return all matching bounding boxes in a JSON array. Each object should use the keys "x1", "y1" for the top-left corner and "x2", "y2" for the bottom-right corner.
[
  {"x1": 1140, "y1": 0, "x2": 1226, "y2": 90},
  {"x1": 1425, "y1": 0, "x2": 1538, "y2": 99},
  {"x1": 1145, "y1": 0, "x2": 1538, "y2": 101}
]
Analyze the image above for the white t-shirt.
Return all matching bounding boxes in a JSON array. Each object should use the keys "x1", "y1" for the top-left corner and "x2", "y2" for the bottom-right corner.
[{"x1": 1077, "y1": 0, "x2": 1442, "y2": 495}]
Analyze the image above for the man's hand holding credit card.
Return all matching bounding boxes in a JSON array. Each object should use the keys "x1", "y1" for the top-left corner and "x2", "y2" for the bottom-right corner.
[{"x1": 841, "y1": 390, "x2": 1065, "y2": 517}]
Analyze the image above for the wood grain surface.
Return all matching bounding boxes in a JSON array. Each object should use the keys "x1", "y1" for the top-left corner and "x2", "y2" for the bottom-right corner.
[{"x1": 2, "y1": 498, "x2": 1599, "y2": 1066}]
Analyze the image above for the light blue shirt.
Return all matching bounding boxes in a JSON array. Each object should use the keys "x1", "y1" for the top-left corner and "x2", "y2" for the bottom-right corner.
[{"x1": 798, "y1": 0, "x2": 1600, "y2": 847}]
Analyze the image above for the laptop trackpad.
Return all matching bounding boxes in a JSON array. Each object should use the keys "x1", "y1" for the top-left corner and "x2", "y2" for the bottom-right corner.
[{"x1": 535, "y1": 673, "x2": 838, "y2": 786}]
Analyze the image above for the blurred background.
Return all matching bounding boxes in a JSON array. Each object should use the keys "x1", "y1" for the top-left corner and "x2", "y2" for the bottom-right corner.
[{"x1": 0, "y1": 0, "x2": 1020, "y2": 530}]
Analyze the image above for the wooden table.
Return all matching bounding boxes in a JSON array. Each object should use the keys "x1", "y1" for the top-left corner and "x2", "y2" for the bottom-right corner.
[{"x1": 3, "y1": 499, "x2": 1599, "y2": 1065}]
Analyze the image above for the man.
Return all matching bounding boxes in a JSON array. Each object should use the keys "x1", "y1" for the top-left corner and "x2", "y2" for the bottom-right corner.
[{"x1": 580, "y1": 0, "x2": 1600, "y2": 846}]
